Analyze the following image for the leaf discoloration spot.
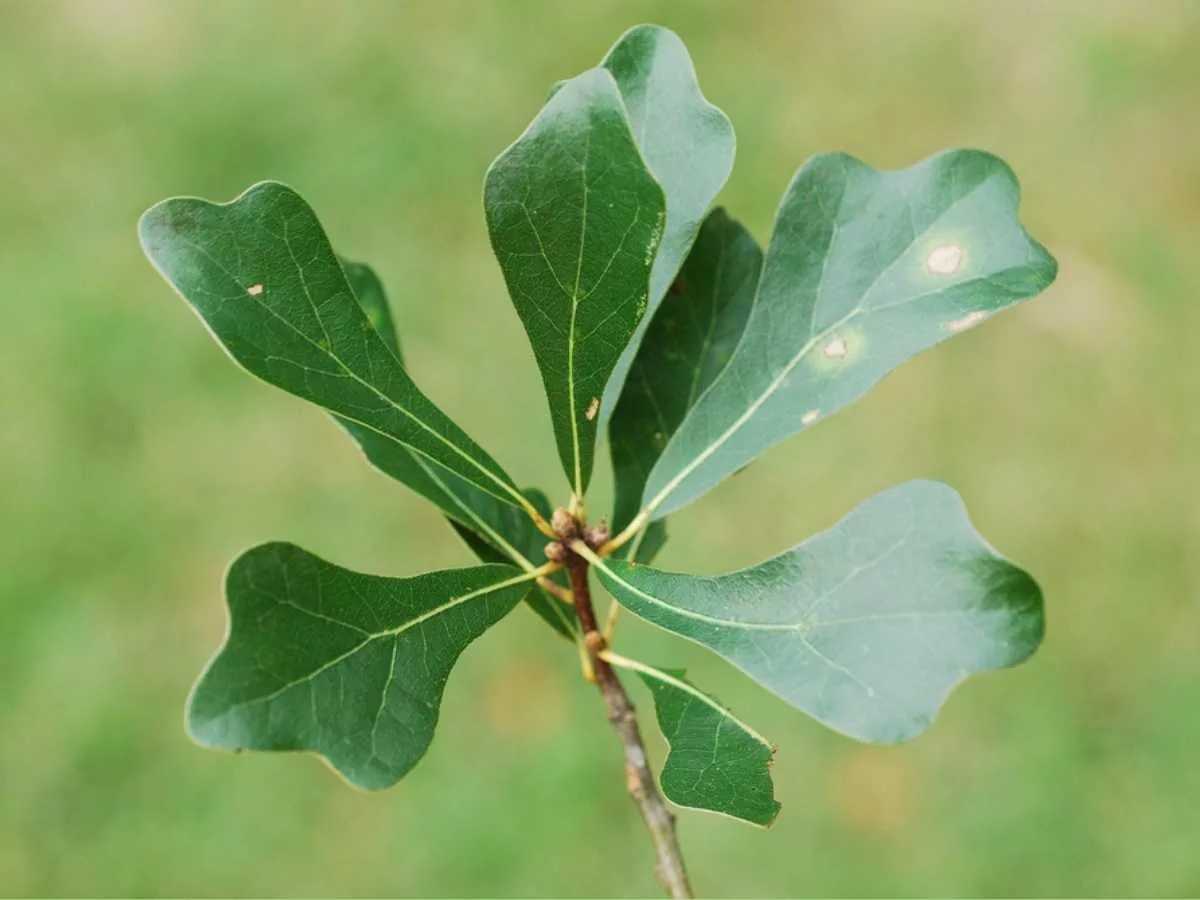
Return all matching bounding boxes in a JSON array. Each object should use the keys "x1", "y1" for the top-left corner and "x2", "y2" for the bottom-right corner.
[
  {"x1": 823, "y1": 336, "x2": 848, "y2": 359},
  {"x1": 946, "y1": 310, "x2": 988, "y2": 332},
  {"x1": 926, "y1": 243, "x2": 964, "y2": 275}
]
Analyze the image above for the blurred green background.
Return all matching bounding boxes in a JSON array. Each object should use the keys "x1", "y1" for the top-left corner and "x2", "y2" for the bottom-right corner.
[{"x1": 2, "y1": 0, "x2": 1198, "y2": 896}]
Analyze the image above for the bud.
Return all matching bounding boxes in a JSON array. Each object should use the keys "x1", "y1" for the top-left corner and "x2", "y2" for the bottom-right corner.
[
  {"x1": 584, "y1": 520, "x2": 611, "y2": 549},
  {"x1": 551, "y1": 507, "x2": 576, "y2": 540},
  {"x1": 544, "y1": 541, "x2": 568, "y2": 564}
]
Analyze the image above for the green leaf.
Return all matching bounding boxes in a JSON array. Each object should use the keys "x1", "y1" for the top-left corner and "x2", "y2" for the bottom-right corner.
[
  {"x1": 138, "y1": 181, "x2": 525, "y2": 512},
  {"x1": 588, "y1": 481, "x2": 1044, "y2": 744},
  {"x1": 640, "y1": 150, "x2": 1058, "y2": 521},
  {"x1": 607, "y1": 655, "x2": 779, "y2": 826},
  {"x1": 485, "y1": 68, "x2": 666, "y2": 497},
  {"x1": 187, "y1": 543, "x2": 531, "y2": 790},
  {"x1": 598, "y1": 24, "x2": 737, "y2": 422},
  {"x1": 341, "y1": 257, "x2": 400, "y2": 359},
  {"x1": 609, "y1": 208, "x2": 761, "y2": 539}
]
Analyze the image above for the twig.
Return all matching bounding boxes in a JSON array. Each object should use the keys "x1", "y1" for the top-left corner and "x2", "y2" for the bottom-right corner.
[{"x1": 564, "y1": 546, "x2": 693, "y2": 898}]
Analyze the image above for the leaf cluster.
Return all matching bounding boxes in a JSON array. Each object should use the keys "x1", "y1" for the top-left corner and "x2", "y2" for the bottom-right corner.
[{"x1": 141, "y1": 24, "x2": 1056, "y2": 827}]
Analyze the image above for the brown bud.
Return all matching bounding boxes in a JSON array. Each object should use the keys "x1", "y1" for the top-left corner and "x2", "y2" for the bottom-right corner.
[
  {"x1": 584, "y1": 521, "x2": 611, "y2": 549},
  {"x1": 544, "y1": 541, "x2": 567, "y2": 564},
  {"x1": 551, "y1": 507, "x2": 576, "y2": 540}
]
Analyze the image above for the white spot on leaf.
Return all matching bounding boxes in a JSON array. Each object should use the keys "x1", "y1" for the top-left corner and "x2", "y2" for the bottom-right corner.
[
  {"x1": 823, "y1": 336, "x2": 848, "y2": 359},
  {"x1": 926, "y1": 244, "x2": 963, "y2": 275},
  {"x1": 947, "y1": 310, "x2": 988, "y2": 332},
  {"x1": 246, "y1": 283, "x2": 264, "y2": 296},
  {"x1": 585, "y1": 397, "x2": 600, "y2": 421},
  {"x1": 802, "y1": 409, "x2": 820, "y2": 426}
]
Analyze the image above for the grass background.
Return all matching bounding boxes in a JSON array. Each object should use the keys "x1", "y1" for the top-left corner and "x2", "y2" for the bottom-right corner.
[{"x1": 2, "y1": 0, "x2": 1198, "y2": 895}]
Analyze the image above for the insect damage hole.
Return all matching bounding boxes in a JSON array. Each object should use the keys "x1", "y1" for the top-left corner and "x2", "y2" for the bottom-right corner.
[{"x1": 246, "y1": 283, "x2": 264, "y2": 297}]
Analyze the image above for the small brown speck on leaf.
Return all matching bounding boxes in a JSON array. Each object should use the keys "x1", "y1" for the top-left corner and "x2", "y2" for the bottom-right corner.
[{"x1": 585, "y1": 397, "x2": 600, "y2": 421}]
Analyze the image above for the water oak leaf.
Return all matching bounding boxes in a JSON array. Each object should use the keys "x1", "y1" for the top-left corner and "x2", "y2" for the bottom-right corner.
[
  {"x1": 590, "y1": 481, "x2": 1044, "y2": 744},
  {"x1": 609, "y1": 208, "x2": 761, "y2": 543},
  {"x1": 608, "y1": 655, "x2": 779, "y2": 826},
  {"x1": 187, "y1": 543, "x2": 529, "y2": 790},
  {"x1": 341, "y1": 257, "x2": 399, "y2": 359},
  {"x1": 597, "y1": 24, "x2": 737, "y2": 423},
  {"x1": 138, "y1": 181, "x2": 523, "y2": 511},
  {"x1": 485, "y1": 68, "x2": 665, "y2": 496},
  {"x1": 642, "y1": 150, "x2": 1057, "y2": 520}
]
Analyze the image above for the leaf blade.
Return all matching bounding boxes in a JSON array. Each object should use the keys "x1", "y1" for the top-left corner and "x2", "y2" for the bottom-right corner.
[
  {"x1": 485, "y1": 68, "x2": 666, "y2": 495},
  {"x1": 598, "y1": 25, "x2": 737, "y2": 422},
  {"x1": 608, "y1": 656, "x2": 780, "y2": 826},
  {"x1": 187, "y1": 543, "x2": 530, "y2": 790},
  {"x1": 641, "y1": 150, "x2": 1057, "y2": 520},
  {"x1": 139, "y1": 181, "x2": 523, "y2": 510},
  {"x1": 591, "y1": 481, "x2": 1044, "y2": 744},
  {"x1": 609, "y1": 207, "x2": 761, "y2": 535}
]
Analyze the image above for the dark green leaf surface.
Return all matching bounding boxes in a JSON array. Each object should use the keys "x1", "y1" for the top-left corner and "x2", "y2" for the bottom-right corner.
[
  {"x1": 609, "y1": 656, "x2": 779, "y2": 826},
  {"x1": 597, "y1": 24, "x2": 737, "y2": 422},
  {"x1": 485, "y1": 68, "x2": 666, "y2": 496},
  {"x1": 641, "y1": 150, "x2": 1058, "y2": 520},
  {"x1": 609, "y1": 208, "x2": 761, "y2": 538},
  {"x1": 341, "y1": 257, "x2": 399, "y2": 359},
  {"x1": 138, "y1": 181, "x2": 523, "y2": 511},
  {"x1": 187, "y1": 543, "x2": 530, "y2": 790},
  {"x1": 590, "y1": 481, "x2": 1044, "y2": 744}
]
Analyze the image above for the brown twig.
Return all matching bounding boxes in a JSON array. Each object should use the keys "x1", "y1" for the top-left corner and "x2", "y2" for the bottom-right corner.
[{"x1": 563, "y1": 541, "x2": 693, "y2": 898}]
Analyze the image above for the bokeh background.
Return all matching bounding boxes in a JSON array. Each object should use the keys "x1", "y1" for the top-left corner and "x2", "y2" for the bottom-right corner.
[{"x1": 2, "y1": 1, "x2": 1198, "y2": 896}]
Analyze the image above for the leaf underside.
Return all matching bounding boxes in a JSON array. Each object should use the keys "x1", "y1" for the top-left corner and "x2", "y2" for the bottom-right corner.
[
  {"x1": 187, "y1": 543, "x2": 528, "y2": 790},
  {"x1": 594, "y1": 480, "x2": 1044, "y2": 744},
  {"x1": 138, "y1": 181, "x2": 523, "y2": 511},
  {"x1": 597, "y1": 24, "x2": 737, "y2": 425},
  {"x1": 485, "y1": 67, "x2": 666, "y2": 496},
  {"x1": 642, "y1": 149, "x2": 1058, "y2": 521},
  {"x1": 628, "y1": 662, "x2": 780, "y2": 826}
]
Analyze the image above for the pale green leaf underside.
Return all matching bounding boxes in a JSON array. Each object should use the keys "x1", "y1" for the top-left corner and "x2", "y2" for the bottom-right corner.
[
  {"x1": 609, "y1": 207, "x2": 761, "y2": 539},
  {"x1": 642, "y1": 150, "x2": 1058, "y2": 520},
  {"x1": 187, "y1": 543, "x2": 530, "y2": 790},
  {"x1": 485, "y1": 67, "x2": 666, "y2": 496},
  {"x1": 592, "y1": 481, "x2": 1044, "y2": 744},
  {"x1": 609, "y1": 656, "x2": 779, "y2": 826},
  {"x1": 138, "y1": 181, "x2": 523, "y2": 511},
  {"x1": 598, "y1": 24, "x2": 737, "y2": 424}
]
